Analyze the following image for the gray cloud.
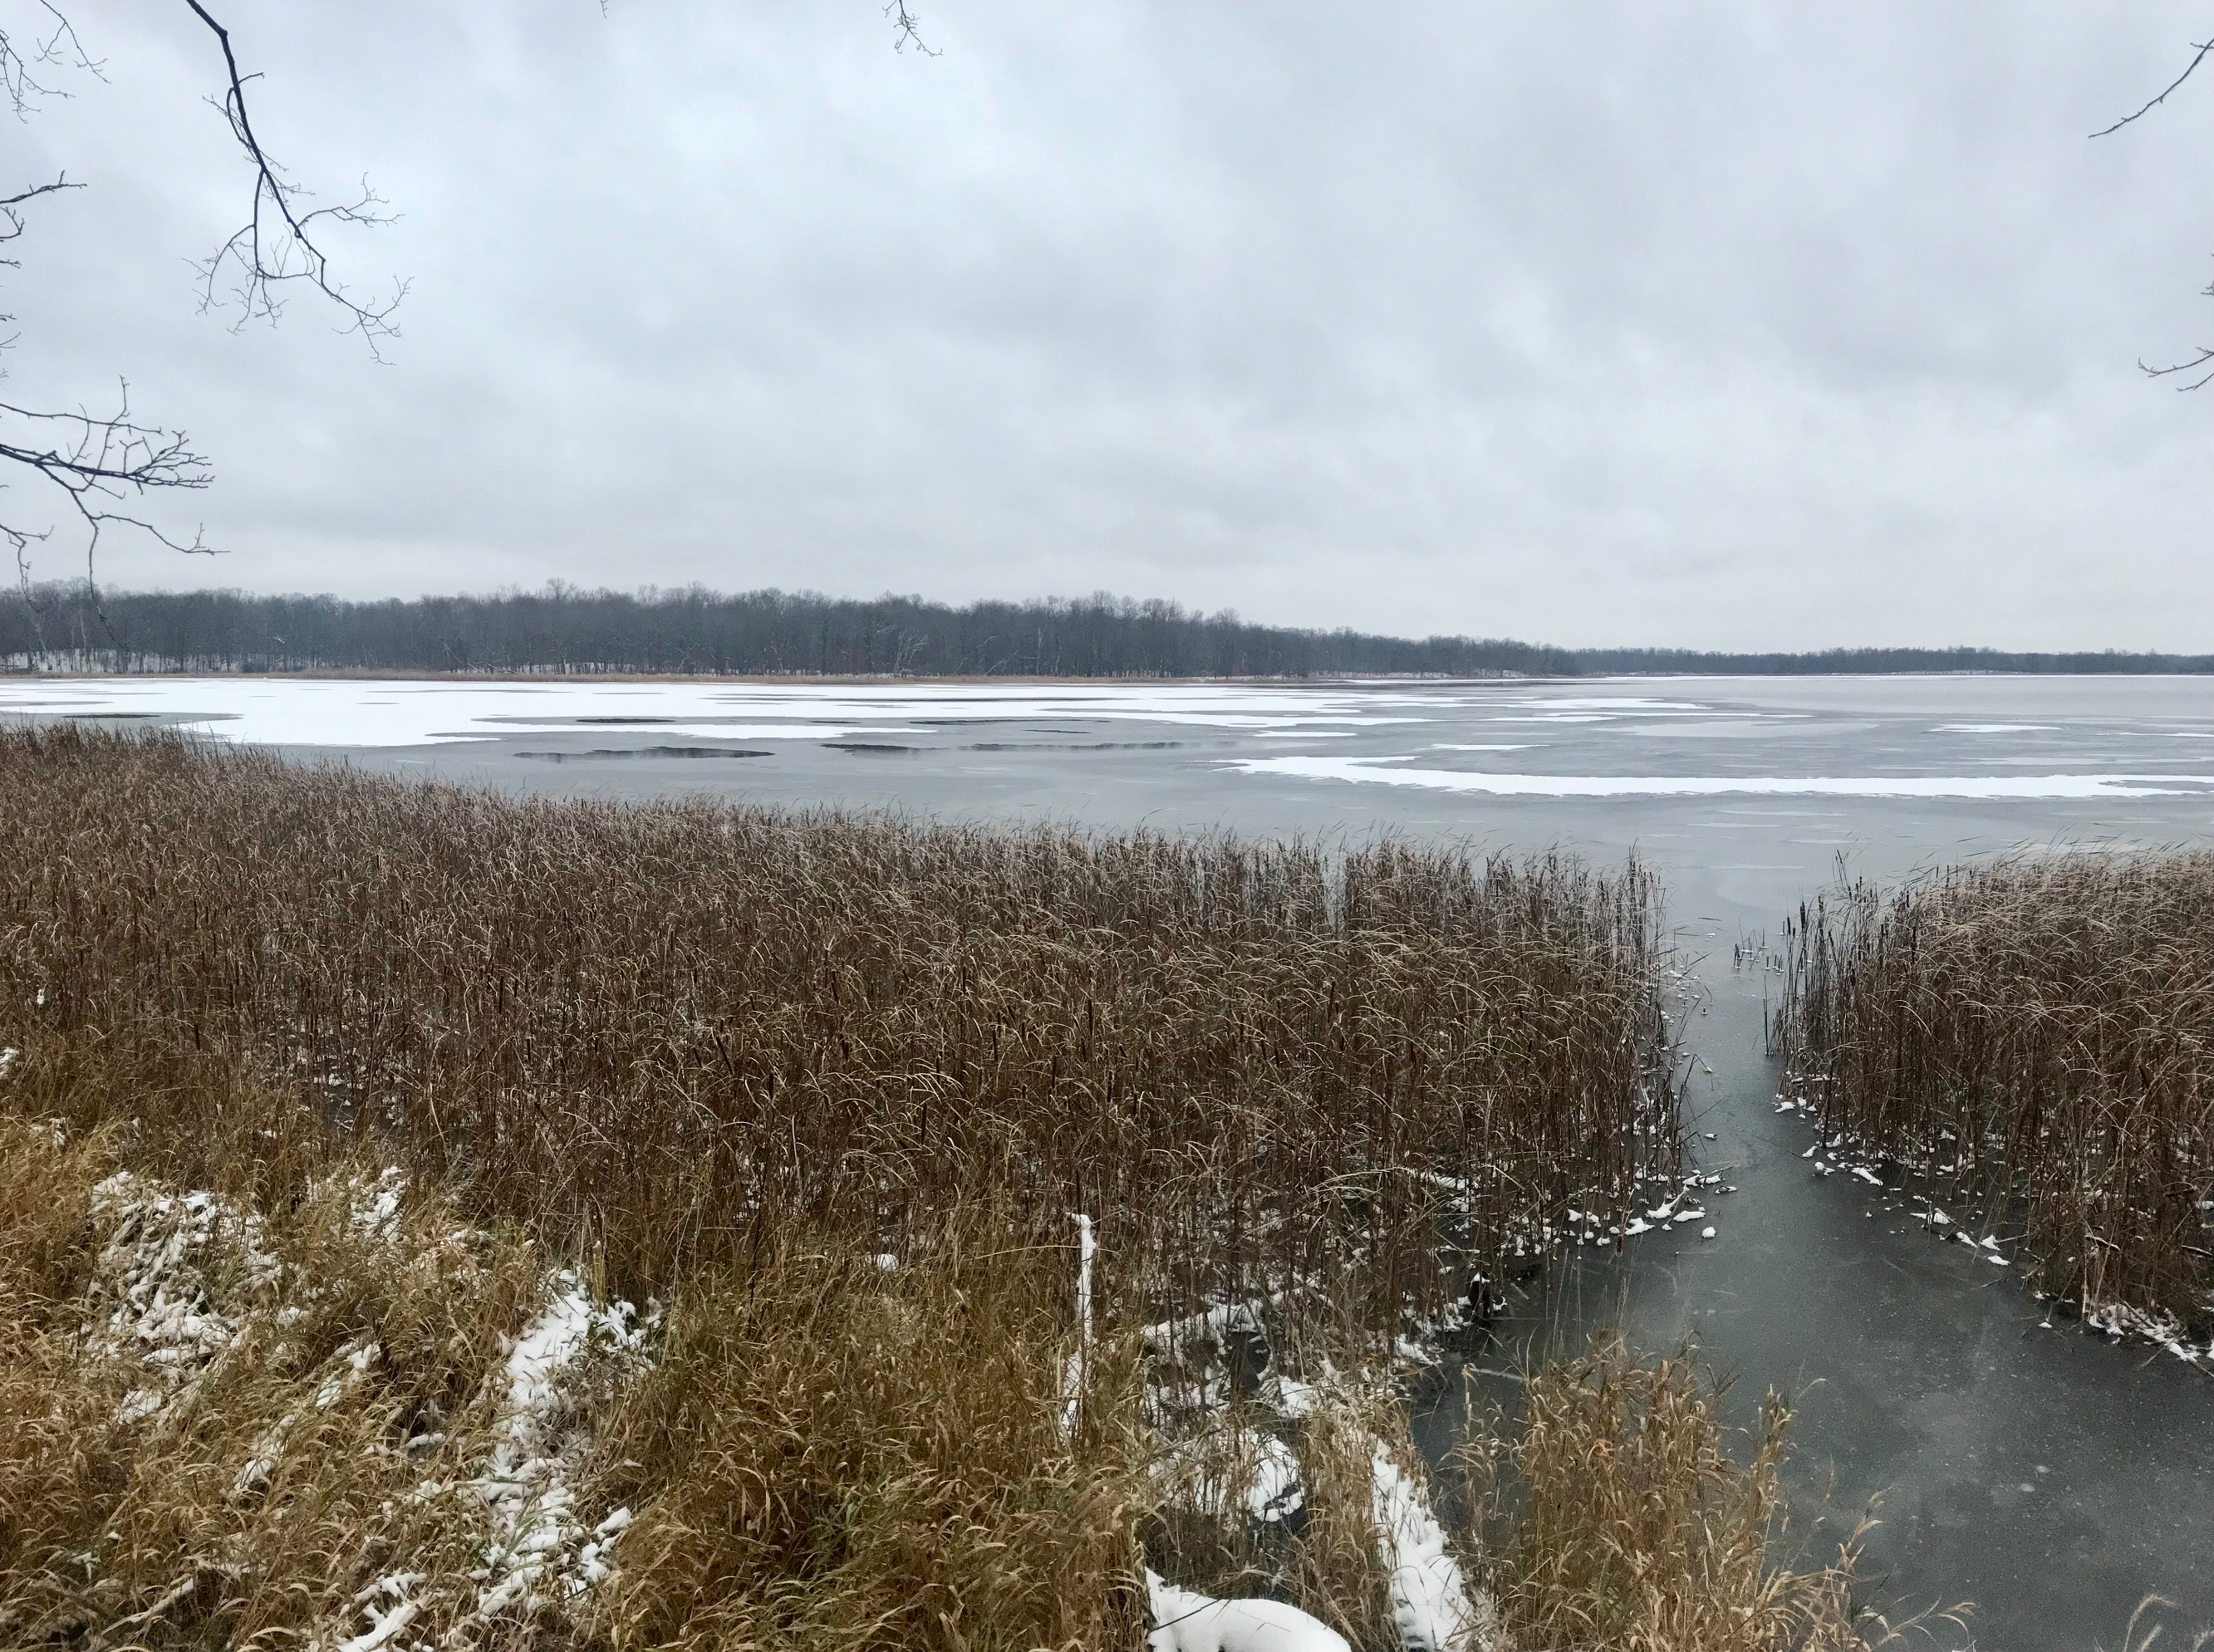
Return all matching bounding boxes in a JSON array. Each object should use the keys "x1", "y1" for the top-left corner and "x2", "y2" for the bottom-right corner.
[{"x1": 5, "y1": 1, "x2": 2210, "y2": 647}]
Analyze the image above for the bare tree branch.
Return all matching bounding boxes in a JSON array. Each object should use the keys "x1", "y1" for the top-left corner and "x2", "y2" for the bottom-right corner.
[
  {"x1": 2, "y1": 2, "x2": 409, "y2": 596},
  {"x1": 2092, "y1": 38, "x2": 2214, "y2": 388},
  {"x1": 0, "y1": 173, "x2": 82, "y2": 281},
  {"x1": 0, "y1": 2, "x2": 101, "y2": 118},
  {"x1": 0, "y1": 174, "x2": 79, "y2": 213},
  {"x1": 2089, "y1": 37, "x2": 2214, "y2": 137},
  {"x1": 0, "y1": 165, "x2": 202, "y2": 577},
  {"x1": 885, "y1": 1, "x2": 940, "y2": 56},
  {"x1": 0, "y1": 386, "x2": 212, "y2": 564},
  {"x1": 1, "y1": 175, "x2": 84, "y2": 367},
  {"x1": 2142, "y1": 350, "x2": 2214, "y2": 390},
  {"x1": 183, "y1": 1, "x2": 407, "y2": 359}
]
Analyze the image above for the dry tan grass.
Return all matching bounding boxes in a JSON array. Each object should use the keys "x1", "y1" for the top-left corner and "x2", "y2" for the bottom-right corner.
[
  {"x1": 0, "y1": 724, "x2": 1680, "y2": 1342},
  {"x1": 1284, "y1": 1384, "x2": 1398, "y2": 1651},
  {"x1": 1456, "y1": 1342, "x2": 1870, "y2": 1652},
  {"x1": 0, "y1": 1110, "x2": 1900, "y2": 1652},
  {"x1": 0, "y1": 1117, "x2": 546, "y2": 1650},
  {"x1": 588, "y1": 1210, "x2": 1148, "y2": 1652},
  {"x1": 1776, "y1": 857, "x2": 2214, "y2": 1326}
]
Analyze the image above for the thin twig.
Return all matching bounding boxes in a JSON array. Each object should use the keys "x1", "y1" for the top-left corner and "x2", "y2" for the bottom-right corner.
[{"x1": 2090, "y1": 38, "x2": 2214, "y2": 137}]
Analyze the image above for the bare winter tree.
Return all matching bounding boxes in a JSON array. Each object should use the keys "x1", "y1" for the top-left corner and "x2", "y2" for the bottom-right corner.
[
  {"x1": 1, "y1": 1, "x2": 405, "y2": 636},
  {"x1": 2093, "y1": 35, "x2": 2214, "y2": 390}
]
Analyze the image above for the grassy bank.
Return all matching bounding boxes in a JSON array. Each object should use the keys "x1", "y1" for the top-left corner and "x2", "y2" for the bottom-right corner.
[
  {"x1": 0, "y1": 728, "x2": 1878, "y2": 1648},
  {"x1": 0, "y1": 1120, "x2": 1875, "y2": 1651},
  {"x1": 1775, "y1": 855, "x2": 2214, "y2": 1340}
]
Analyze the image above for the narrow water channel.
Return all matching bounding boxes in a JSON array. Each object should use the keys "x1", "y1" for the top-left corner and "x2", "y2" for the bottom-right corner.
[{"x1": 1474, "y1": 939, "x2": 2214, "y2": 1650}]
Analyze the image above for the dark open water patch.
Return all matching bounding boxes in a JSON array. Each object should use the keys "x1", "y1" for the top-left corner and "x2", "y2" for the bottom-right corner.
[
  {"x1": 569, "y1": 716, "x2": 682, "y2": 725},
  {"x1": 513, "y1": 746, "x2": 771, "y2": 762},
  {"x1": 964, "y1": 740, "x2": 1187, "y2": 752},
  {"x1": 826, "y1": 743, "x2": 923, "y2": 754}
]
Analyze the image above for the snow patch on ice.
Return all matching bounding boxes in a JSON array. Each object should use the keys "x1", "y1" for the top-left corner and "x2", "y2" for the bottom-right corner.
[{"x1": 1225, "y1": 755, "x2": 2214, "y2": 801}]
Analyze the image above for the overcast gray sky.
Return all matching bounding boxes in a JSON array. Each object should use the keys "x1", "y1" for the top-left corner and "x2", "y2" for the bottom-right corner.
[{"x1": 6, "y1": 2, "x2": 2211, "y2": 648}]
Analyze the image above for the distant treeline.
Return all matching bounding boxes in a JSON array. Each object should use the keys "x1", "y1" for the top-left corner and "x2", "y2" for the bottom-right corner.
[
  {"x1": 2, "y1": 584, "x2": 1568, "y2": 677},
  {"x1": 3, "y1": 583, "x2": 2209, "y2": 677},
  {"x1": 1568, "y1": 645, "x2": 2214, "y2": 675}
]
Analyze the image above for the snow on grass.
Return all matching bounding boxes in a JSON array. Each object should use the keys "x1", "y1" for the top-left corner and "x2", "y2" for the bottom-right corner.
[
  {"x1": 72, "y1": 1162, "x2": 657, "y2": 1649},
  {"x1": 346, "y1": 1165, "x2": 407, "y2": 1241},
  {"x1": 336, "y1": 1575, "x2": 423, "y2": 1652},
  {"x1": 2080, "y1": 1301, "x2": 2214, "y2": 1365},
  {"x1": 309, "y1": 1266, "x2": 654, "y2": 1651},
  {"x1": 470, "y1": 1269, "x2": 652, "y2": 1619},
  {"x1": 1167, "y1": 1372, "x2": 1496, "y2": 1651},
  {"x1": 87, "y1": 1172, "x2": 280, "y2": 1424},
  {"x1": 1276, "y1": 1375, "x2": 1497, "y2": 1650}
]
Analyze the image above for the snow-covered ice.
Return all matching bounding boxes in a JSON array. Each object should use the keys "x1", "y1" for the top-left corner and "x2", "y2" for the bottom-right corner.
[{"x1": 1225, "y1": 756, "x2": 2214, "y2": 801}]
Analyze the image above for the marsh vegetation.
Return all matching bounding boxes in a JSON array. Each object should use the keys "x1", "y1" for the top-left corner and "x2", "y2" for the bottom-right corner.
[
  {"x1": 0, "y1": 728, "x2": 1879, "y2": 1649},
  {"x1": 1777, "y1": 854, "x2": 2214, "y2": 1344}
]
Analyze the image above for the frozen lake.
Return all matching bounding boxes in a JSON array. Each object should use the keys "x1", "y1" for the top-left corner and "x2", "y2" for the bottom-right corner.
[{"x1": 10, "y1": 670, "x2": 2214, "y2": 1648}]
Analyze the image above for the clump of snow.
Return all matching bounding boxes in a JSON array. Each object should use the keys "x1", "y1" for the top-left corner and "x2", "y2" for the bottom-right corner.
[
  {"x1": 1063, "y1": 1213, "x2": 1096, "y2": 1435},
  {"x1": 1146, "y1": 1569, "x2": 1352, "y2": 1652},
  {"x1": 2080, "y1": 1300, "x2": 2212, "y2": 1365},
  {"x1": 1174, "y1": 1370, "x2": 1497, "y2": 1649},
  {"x1": 1155, "y1": 1419, "x2": 1307, "y2": 1525},
  {"x1": 337, "y1": 1574, "x2": 422, "y2": 1652},
  {"x1": 1369, "y1": 1444, "x2": 1497, "y2": 1652},
  {"x1": 0, "y1": 1045, "x2": 17, "y2": 1081},
  {"x1": 347, "y1": 1167, "x2": 407, "y2": 1241},
  {"x1": 230, "y1": 1337, "x2": 376, "y2": 1502},
  {"x1": 87, "y1": 1172, "x2": 280, "y2": 1424},
  {"x1": 1145, "y1": 1418, "x2": 1496, "y2": 1650},
  {"x1": 1143, "y1": 1298, "x2": 1270, "y2": 1360}
]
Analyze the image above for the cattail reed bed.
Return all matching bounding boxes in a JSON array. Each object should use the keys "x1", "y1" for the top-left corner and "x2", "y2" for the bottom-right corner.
[
  {"x1": 0, "y1": 724, "x2": 1679, "y2": 1339},
  {"x1": 1775, "y1": 855, "x2": 2214, "y2": 1334},
  {"x1": 0, "y1": 728, "x2": 1914, "y2": 1651}
]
